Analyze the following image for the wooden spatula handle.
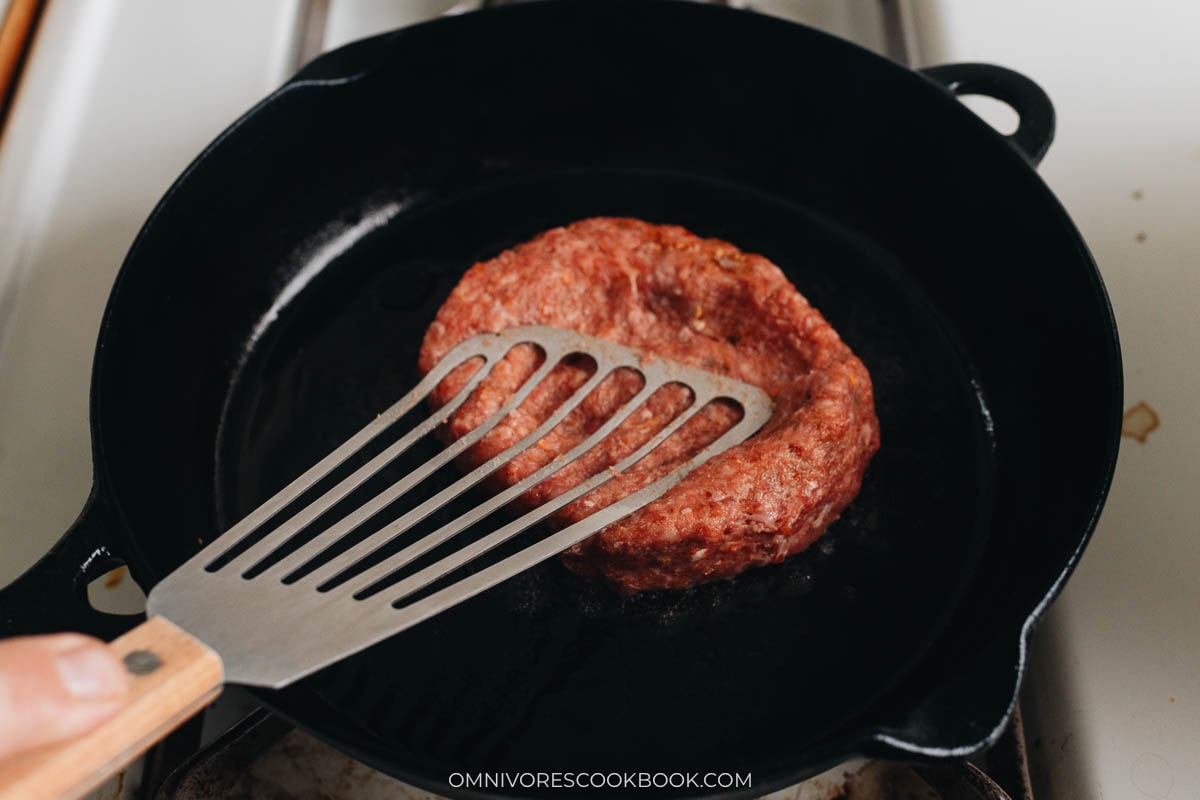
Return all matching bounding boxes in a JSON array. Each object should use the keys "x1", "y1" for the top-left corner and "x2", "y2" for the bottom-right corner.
[{"x1": 0, "y1": 616, "x2": 224, "y2": 800}]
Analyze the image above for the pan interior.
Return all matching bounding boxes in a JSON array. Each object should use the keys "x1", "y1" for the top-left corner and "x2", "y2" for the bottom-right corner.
[{"x1": 213, "y1": 168, "x2": 994, "y2": 777}]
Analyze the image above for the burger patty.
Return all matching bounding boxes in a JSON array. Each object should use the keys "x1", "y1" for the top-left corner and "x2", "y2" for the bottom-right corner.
[{"x1": 419, "y1": 217, "x2": 880, "y2": 593}]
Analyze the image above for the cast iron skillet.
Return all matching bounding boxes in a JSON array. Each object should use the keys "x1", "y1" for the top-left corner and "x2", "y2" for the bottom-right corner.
[{"x1": 0, "y1": 2, "x2": 1120, "y2": 797}]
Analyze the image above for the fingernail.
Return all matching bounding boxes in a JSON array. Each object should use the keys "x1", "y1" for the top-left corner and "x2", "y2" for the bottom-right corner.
[{"x1": 55, "y1": 645, "x2": 128, "y2": 699}]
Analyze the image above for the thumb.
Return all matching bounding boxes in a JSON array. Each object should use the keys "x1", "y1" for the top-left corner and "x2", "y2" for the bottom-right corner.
[{"x1": 0, "y1": 634, "x2": 129, "y2": 759}]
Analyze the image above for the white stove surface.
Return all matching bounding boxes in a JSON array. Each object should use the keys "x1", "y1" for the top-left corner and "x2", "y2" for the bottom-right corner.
[
  {"x1": 910, "y1": 2, "x2": 1200, "y2": 797},
  {"x1": 0, "y1": 0, "x2": 306, "y2": 586},
  {"x1": 2, "y1": 2, "x2": 1196, "y2": 799}
]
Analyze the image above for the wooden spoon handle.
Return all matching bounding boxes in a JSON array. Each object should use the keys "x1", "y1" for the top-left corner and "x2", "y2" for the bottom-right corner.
[{"x1": 0, "y1": 616, "x2": 224, "y2": 800}]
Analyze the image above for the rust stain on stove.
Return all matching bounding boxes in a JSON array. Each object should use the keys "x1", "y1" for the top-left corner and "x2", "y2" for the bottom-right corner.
[
  {"x1": 1123, "y1": 401, "x2": 1160, "y2": 443},
  {"x1": 104, "y1": 565, "x2": 127, "y2": 589}
]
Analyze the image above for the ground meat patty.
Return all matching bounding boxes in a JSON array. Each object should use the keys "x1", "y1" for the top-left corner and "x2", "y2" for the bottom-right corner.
[{"x1": 419, "y1": 217, "x2": 880, "y2": 593}]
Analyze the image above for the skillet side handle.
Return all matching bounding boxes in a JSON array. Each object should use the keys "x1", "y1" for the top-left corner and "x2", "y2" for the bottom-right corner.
[
  {"x1": 0, "y1": 616, "x2": 223, "y2": 800},
  {"x1": 921, "y1": 63, "x2": 1056, "y2": 165},
  {"x1": 0, "y1": 490, "x2": 141, "y2": 641}
]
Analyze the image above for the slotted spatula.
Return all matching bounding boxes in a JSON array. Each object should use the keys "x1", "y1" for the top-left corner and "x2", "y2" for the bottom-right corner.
[{"x1": 0, "y1": 325, "x2": 772, "y2": 800}]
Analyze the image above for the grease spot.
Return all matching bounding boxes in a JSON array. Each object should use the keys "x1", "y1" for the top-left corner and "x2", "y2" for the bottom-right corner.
[
  {"x1": 1133, "y1": 189, "x2": 1144, "y2": 200},
  {"x1": 1136, "y1": 231, "x2": 1148, "y2": 243},
  {"x1": 104, "y1": 565, "x2": 127, "y2": 589},
  {"x1": 1123, "y1": 401, "x2": 1160, "y2": 443},
  {"x1": 1131, "y1": 751, "x2": 1173, "y2": 798},
  {"x1": 87, "y1": 565, "x2": 146, "y2": 615}
]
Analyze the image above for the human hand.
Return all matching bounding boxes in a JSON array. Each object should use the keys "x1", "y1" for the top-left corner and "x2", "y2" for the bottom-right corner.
[{"x1": 0, "y1": 634, "x2": 129, "y2": 759}]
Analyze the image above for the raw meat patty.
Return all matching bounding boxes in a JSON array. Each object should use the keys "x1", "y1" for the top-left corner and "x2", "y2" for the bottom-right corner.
[{"x1": 419, "y1": 217, "x2": 880, "y2": 593}]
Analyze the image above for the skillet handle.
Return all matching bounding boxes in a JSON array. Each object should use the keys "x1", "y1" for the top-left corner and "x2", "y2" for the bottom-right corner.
[
  {"x1": 0, "y1": 490, "x2": 142, "y2": 641},
  {"x1": 921, "y1": 63, "x2": 1056, "y2": 165},
  {"x1": 0, "y1": 616, "x2": 224, "y2": 800}
]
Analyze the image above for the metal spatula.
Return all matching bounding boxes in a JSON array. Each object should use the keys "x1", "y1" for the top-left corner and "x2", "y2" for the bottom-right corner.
[{"x1": 0, "y1": 325, "x2": 772, "y2": 800}]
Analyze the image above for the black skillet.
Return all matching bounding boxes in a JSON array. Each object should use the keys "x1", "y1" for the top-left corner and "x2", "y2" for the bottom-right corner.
[{"x1": 0, "y1": 2, "x2": 1120, "y2": 797}]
